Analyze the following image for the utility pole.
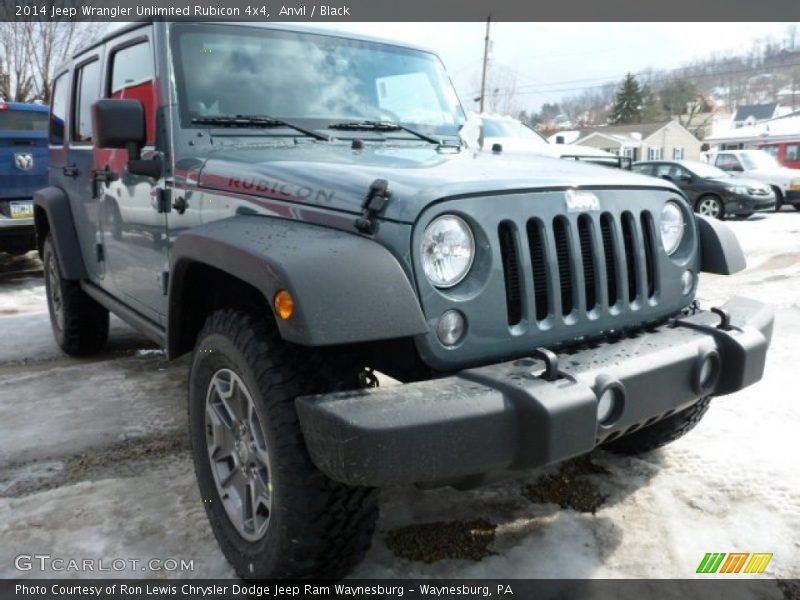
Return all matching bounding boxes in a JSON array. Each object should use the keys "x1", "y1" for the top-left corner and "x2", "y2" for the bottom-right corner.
[{"x1": 479, "y1": 16, "x2": 491, "y2": 113}]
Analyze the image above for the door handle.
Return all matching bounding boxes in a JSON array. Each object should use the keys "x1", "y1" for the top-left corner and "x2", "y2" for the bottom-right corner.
[{"x1": 63, "y1": 164, "x2": 79, "y2": 178}]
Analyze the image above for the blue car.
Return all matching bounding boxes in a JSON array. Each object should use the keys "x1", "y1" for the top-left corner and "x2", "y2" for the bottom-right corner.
[{"x1": 0, "y1": 102, "x2": 49, "y2": 255}]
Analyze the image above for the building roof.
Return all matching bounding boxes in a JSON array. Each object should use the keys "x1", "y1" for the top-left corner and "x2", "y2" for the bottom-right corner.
[
  {"x1": 705, "y1": 111, "x2": 800, "y2": 144},
  {"x1": 732, "y1": 103, "x2": 777, "y2": 123},
  {"x1": 572, "y1": 121, "x2": 673, "y2": 146}
]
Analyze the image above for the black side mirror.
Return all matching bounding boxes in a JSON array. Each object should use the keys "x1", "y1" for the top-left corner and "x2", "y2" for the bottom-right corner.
[
  {"x1": 660, "y1": 174, "x2": 674, "y2": 182},
  {"x1": 92, "y1": 99, "x2": 146, "y2": 158},
  {"x1": 92, "y1": 99, "x2": 161, "y2": 179}
]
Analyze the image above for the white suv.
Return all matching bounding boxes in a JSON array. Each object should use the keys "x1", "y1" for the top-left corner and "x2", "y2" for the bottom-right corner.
[{"x1": 705, "y1": 149, "x2": 800, "y2": 211}]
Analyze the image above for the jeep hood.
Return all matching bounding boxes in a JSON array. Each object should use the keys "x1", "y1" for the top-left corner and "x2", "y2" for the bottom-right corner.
[{"x1": 189, "y1": 142, "x2": 677, "y2": 223}]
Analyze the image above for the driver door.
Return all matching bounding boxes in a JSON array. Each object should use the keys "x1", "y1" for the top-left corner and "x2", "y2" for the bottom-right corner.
[{"x1": 97, "y1": 30, "x2": 168, "y2": 323}]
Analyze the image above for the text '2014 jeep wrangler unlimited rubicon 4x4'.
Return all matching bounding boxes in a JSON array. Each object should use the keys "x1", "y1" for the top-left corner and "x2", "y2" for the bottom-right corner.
[{"x1": 35, "y1": 22, "x2": 773, "y2": 579}]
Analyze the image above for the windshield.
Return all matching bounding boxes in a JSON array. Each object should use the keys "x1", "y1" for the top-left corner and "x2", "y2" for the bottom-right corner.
[
  {"x1": 740, "y1": 151, "x2": 780, "y2": 170},
  {"x1": 482, "y1": 118, "x2": 548, "y2": 144},
  {"x1": 170, "y1": 24, "x2": 464, "y2": 137},
  {"x1": 0, "y1": 109, "x2": 48, "y2": 132},
  {"x1": 685, "y1": 161, "x2": 730, "y2": 178}
]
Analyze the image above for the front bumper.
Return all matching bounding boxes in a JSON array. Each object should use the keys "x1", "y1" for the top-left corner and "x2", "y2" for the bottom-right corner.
[
  {"x1": 725, "y1": 192, "x2": 775, "y2": 214},
  {"x1": 296, "y1": 297, "x2": 773, "y2": 487},
  {"x1": 786, "y1": 189, "x2": 800, "y2": 203},
  {"x1": 0, "y1": 217, "x2": 36, "y2": 253}
]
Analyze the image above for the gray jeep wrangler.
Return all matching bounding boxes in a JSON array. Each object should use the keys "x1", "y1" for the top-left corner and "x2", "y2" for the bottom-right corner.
[{"x1": 35, "y1": 22, "x2": 772, "y2": 579}]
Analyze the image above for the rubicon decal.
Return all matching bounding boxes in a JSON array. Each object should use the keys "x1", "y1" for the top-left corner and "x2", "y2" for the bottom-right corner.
[
  {"x1": 696, "y1": 552, "x2": 773, "y2": 574},
  {"x1": 226, "y1": 176, "x2": 336, "y2": 205}
]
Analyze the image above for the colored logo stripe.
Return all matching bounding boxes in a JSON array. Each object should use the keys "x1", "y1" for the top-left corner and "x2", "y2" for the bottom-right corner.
[
  {"x1": 697, "y1": 553, "x2": 726, "y2": 573},
  {"x1": 696, "y1": 552, "x2": 772, "y2": 574},
  {"x1": 744, "y1": 553, "x2": 773, "y2": 574},
  {"x1": 719, "y1": 553, "x2": 749, "y2": 573}
]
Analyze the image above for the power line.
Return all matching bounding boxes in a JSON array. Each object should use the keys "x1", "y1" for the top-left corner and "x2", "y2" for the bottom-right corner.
[{"x1": 472, "y1": 59, "x2": 800, "y2": 99}]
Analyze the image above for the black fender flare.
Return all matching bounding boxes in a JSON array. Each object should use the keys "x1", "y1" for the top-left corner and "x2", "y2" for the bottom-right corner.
[
  {"x1": 168, "y1": 216, "x2": 428, "y2": 349},
  {"x1": 695, "y1": 214, "x2": 746, "y2": 275},
  {"x1": 32, "y1": 186, "x2": 88, "y2": 280}
]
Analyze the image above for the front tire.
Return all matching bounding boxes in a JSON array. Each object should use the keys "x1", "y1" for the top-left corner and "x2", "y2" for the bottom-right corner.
[
  {"x1": 603, "y1": 397, "x2": 711, "y2": 455},
  {"x1": 188, "y1": 308, "x2": 378, "y2": 579},
  {"x1": 695, "y1": 195, "x2": 724, "y2": 220},
  {"x1": 771, "y1": 187, "x2": 783, "y2": 211},
  {"x1": 43, "y1": 235, "x2": 109, "y2": 356}
]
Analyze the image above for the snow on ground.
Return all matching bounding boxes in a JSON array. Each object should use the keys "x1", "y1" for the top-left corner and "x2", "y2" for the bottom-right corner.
[{"x1": 0, "y1": 212, "x2": 798, "y2": 581}]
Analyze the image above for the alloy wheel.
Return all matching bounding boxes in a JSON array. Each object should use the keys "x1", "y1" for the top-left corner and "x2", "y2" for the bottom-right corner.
[
  {"x1": 697, "y1": 197, "x2": 721, "y2": 218},
  {"x1": 46, "y1": 251, "x2": 64, "y2": 331},
  {"x1": 205, "y1": 368, "x2": 272, "y2": 542}
]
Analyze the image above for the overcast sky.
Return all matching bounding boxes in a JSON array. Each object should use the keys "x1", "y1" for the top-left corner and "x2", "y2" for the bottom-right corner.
[{"x1": 301, "y1": 22, "x2": 798, "y2": 113}]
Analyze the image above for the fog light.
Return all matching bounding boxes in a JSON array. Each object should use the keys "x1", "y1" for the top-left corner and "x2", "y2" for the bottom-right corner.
[
  {"x1": 597, "y1": 386, "x2": 624, "y2": 426},
  {"x1": 698, "y1": 353, "x2": 720, "y2": 390},
  {"x1": 681, "y1": 270, "x2": 694, "y2": 295},
  {"x1": 437, "y1": 310, "x2": 466, "y2": 346}
]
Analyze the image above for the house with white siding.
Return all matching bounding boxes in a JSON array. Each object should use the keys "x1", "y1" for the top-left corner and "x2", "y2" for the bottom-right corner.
[{"x1": 552, "y1": 121, "x2": 702, "y2": 162}]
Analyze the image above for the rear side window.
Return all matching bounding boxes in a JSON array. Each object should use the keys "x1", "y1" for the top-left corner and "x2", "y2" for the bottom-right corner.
[
  {"x1": 0, "y1": 107, "x2": 48, "y2": 132},
  {"x1": 715, "y1": 153, "x2": 742, "y2": 171},
  {"x1": 109, "y1": 40, "x2": 156, "y2": 144},
  {"x1": 786, "y1": 144, "x2": 799, "y2": 162},
  {"x1": 73, "y1": 59, "x2": 101, "y2": 143},
  {"x1": 50, "y1": 73, "x2": 68, "y2": 144},
  {"x1": 632, "y1": 164, "x2": 653, "y2": 175}
]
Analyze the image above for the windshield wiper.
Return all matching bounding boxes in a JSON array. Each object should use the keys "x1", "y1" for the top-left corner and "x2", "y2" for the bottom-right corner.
[
  {"x1": 191, "y1": 115, "x2": 331, "y2": 141},
  {"x1": 328, "y1": 120, "x2": 445, "y2": 145}
]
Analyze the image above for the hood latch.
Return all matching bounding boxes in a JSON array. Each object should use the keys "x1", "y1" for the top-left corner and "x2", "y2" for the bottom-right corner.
[{"x1": 355, "y1": 178, "x2": 390, "y2": 234}]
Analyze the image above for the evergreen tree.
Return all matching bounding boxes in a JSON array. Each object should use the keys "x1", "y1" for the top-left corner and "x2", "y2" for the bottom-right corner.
[{"x1": 610, "y1": 73, "x2": 644, "y2": 124}]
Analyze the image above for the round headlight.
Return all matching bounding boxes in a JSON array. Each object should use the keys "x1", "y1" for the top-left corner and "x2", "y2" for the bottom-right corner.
[
  {"x1": 660, "y1": 201, "x2": 685, "y2": 256},
  {"x1": 421, "y1": 215, "x2": 475, "y2": 288}
]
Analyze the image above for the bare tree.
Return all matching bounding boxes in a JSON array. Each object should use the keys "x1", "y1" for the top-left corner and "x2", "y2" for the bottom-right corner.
[
  {"x1": 0, "y1": 22, "x2": 105, "y2": 103},
  {"x1": 472, "y1": 65, "x2": 521, "y2": 116},
  {"x1": 0, "y1": 23, "x2": 35, "y2": 101}
]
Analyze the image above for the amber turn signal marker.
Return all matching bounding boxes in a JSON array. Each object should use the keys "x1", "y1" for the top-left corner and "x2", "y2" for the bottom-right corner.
[{"x1": 274, "y1": 290, "x2": 294, "y2": 320}]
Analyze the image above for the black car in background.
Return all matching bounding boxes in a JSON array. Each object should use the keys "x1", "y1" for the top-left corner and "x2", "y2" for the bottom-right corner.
[{"x1": 632, "y1": 160, "x2": 775, "y2": 219}]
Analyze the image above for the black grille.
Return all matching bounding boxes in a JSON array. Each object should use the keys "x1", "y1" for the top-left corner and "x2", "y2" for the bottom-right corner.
[
  {"x1": 600, "y1": 213, "x2": 618, "y2": 307},
  {"x1": 505, "y1": 210, "x2": 658, "y2": 326},
  {"x1": 621, "y1": 212, "x2": 638, "y2": 303},
  {"x1": 498, "y1": 221, "x2": 522, "y2": 326},
  {"x1": 553, "y1": 216, "x2": 574, "y2": 316},
  {"x1": 641, "y1": 212, "x2": 657, "y2": 298},
  {"x1": 527, "y1": 218, "x2": 549, "y2": 321},
  {"x1": 578, "y1": 214, "x2": 597, "y2": 311}
]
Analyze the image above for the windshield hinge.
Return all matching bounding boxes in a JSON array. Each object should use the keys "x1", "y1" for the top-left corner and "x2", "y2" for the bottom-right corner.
[{"x1": 355, "y1": 179, "x2": 390, "y2": 234}]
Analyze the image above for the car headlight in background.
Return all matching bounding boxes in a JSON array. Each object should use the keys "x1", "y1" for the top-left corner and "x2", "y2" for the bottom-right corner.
[
  {"x1": 660, "y1": 201, "x2": 685, "y2": 256},
  {"x1": 421, "y1": 215, "x2": 475, "y2": 288},
  {"x1": 790, "y1": 179, "x2": 800, "y2": 190},
  {"x1": 725, "y1": 185, "x2": 748, "y2": 195}
]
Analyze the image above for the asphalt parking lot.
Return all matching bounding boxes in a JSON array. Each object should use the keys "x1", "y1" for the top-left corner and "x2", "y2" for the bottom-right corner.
[{"x1": 0, "y1": 211, "x2": 798, "y2": 581}]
